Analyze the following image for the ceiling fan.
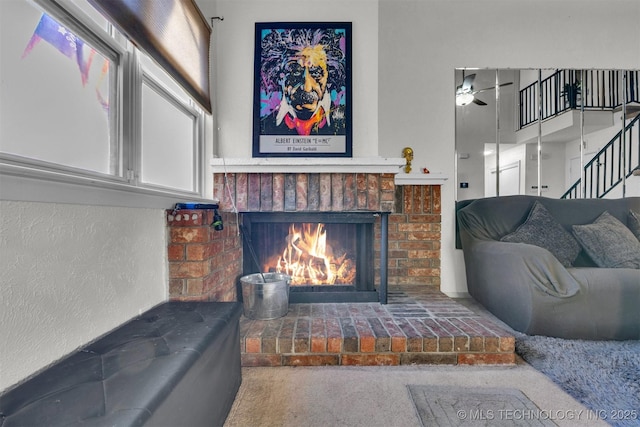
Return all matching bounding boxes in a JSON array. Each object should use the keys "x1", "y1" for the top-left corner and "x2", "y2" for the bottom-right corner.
[{"x1": 456, "y1": 73, "x2": 513, "y2": 106}]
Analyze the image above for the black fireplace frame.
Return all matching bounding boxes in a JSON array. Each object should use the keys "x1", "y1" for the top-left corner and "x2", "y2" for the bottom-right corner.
[{"x1": 241, "y1": 211, "x2": 388, "y2": 304}]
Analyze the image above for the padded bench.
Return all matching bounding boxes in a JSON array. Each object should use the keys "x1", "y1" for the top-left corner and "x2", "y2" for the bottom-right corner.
[{"x1": 0, "y1": 301, "x2": 242, "y2": 427}]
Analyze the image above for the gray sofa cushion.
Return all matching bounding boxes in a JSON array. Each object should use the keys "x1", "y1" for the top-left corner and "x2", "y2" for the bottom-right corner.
[
  {"x1": 500, "y1": 201, "x2": 580, "y2": 267},
  {"x1": 629, "y1": 209, "x2": 640, "y2": 240},
  {"x1": 572, "y1": 211, "x2": 640, "y2": 269}
]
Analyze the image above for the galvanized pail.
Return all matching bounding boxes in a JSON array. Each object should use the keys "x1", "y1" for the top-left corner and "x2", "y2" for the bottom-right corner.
[{"x1": 240, "y1": 273, "x2": 290, "y2": 320}]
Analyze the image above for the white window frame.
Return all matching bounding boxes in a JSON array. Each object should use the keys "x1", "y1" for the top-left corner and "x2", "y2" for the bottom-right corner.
[
  {"x1": 137, "y1": 68, "x2": 205, "y2": 194},
  {"x1": 0, "y1": 0, "x2": 211, "y2": 208}
]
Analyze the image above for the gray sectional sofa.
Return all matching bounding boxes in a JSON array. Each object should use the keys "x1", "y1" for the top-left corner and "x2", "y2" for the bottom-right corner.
[{"x1": 457, "y1": 195, "x2": 640, "y2": 340}]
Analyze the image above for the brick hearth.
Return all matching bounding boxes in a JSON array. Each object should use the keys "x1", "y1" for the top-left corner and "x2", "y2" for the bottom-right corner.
[{"x1": 240, "y1": 285, "x2": 515, "y2": 367}]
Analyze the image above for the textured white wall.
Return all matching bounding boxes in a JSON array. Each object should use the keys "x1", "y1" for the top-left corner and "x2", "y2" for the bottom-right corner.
[{"x1": 0, "y1": 201, "x2": 167, "y2": 391}]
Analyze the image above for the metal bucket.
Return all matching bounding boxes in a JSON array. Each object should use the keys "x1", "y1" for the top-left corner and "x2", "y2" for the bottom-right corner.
[{"x1": 240, "y1": 273, "x2": 290, "y2": 320}]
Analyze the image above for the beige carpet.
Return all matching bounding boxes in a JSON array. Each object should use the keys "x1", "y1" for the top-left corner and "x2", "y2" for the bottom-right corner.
[{"x1": 223, "y1": 361, "x2": 606, "y2": 427}]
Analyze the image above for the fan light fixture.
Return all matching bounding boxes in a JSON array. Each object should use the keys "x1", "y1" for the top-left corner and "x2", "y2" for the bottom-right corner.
[
  {"x1": 456, "y1": 93, "x2": 475, "y2": 106},
  {"x1": 456, "y1": 72, "x2": 512, "y2": 107}
]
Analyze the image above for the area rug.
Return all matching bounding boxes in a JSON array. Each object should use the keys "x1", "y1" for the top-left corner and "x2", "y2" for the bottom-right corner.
[
  {"x1": 407, "y1": 385, "x2": 555, "y2": 426},
  {"x1": 515, "y1": 334, "x2": 640, "y2": 427}
]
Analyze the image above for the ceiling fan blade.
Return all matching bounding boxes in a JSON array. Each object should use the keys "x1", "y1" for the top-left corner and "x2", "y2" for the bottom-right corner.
[
  {"x1": 473, "y1": 82, "x2": 514, "y2": 94},
  {"x1": 472, "y1": 98, "x2": 487, "y2": 106},
  {"x1": 461, "y1": 74, "x2": 476, "y2": 92}
]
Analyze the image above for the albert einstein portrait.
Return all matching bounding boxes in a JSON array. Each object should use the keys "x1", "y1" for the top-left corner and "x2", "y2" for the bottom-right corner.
[{"x1": 257, "y1": 25, "x2": 349, "y2": 138}]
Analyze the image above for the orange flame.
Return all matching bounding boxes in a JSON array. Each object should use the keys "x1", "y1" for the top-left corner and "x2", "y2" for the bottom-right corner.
[{"x1": 267, "y1": 223, "x2": 356, "y2": 285}]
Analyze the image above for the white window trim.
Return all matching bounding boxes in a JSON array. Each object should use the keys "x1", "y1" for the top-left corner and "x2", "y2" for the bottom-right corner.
[{"x1": 0, "y1": 0, "x2": 214, "y2": 209}]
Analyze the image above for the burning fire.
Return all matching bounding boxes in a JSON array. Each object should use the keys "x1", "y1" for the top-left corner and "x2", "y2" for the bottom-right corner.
[{"x1": 267, "y1": 223, "x2": 356, "y2": 285}]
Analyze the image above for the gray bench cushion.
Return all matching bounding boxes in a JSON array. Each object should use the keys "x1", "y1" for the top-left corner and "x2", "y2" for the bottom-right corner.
[{"x1": 0, "y1": 301, "x2": 242, "y2": 426}]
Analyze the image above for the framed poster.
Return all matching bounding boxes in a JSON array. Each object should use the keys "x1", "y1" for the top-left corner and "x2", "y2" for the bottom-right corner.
[{"x1": 253, "y1": 22, "x2": 352, "y2": 157}]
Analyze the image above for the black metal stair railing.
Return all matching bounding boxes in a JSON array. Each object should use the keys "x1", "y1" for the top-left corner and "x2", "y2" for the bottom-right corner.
[
  {"x1": 520, "y1": 70, "x2": 639, "y2": 129},
  {"x1": 562, "y1": 114, "x2": 640, "y2": 199},
  {"x1": 518, "y1": 69, "x2": 639, "y2": 199}
]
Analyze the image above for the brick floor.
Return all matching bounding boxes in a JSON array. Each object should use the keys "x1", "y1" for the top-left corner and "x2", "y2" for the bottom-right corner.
[{"x1": 239, "y1": 285, "x2": 516, "y2": 366}]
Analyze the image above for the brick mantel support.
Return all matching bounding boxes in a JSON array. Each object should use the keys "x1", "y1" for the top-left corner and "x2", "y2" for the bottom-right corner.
[
  {"x1": 388, "y1": 184, "x2": 441, "y2": 286},
  {"x1": 166, "y1": 209, "x2": 241, "y2": 301},
  {"x1": 213, "y1": 172, "x2": 396, "y2": 213}
]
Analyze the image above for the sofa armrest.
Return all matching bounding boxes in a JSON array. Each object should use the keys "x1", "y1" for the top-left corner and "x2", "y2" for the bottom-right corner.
[
  {"x1": 461, "y1": 239, "x2": 583, "y2": 334},
  {"x1": 466, "y1": 240, "x2": 581, "y2": 298}
]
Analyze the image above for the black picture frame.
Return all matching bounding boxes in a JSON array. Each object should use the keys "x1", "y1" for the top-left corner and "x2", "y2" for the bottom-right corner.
[{"x1": 252, "y1": 22, "x2": 352, "y2": 157}]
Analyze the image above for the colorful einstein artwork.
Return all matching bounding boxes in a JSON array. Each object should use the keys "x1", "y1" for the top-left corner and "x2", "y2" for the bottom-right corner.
[{"x1": 253, "y1": 22, "x2": 352, "y2": 157}]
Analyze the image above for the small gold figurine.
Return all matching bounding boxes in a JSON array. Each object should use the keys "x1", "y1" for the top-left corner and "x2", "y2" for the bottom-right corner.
[{"x1": 402, "y1": 147, "x2": 413, "y2": 173}]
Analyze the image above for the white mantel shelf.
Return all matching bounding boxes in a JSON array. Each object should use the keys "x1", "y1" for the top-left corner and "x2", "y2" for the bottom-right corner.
[
  {"x1": 210, "y1": 157, "x2": 449, "y2": 184},
  {"x1": 394, "y1": 173, "x2": 449, "y2": 186},
  {"x1": 210, "y1": 157, "x2": 406, "y2": 174}
]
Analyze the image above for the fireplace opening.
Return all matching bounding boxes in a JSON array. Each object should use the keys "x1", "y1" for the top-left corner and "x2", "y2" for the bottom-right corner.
[
  {"x1": 263, "y1": 222, "x2": 358, "y2": 286},
  {"x1": 242, "y1": 212, "x2": 388, "y2": 303}
]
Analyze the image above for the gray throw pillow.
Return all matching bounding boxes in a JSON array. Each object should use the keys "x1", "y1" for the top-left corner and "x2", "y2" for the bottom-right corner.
[
  {"x1": 500, "y1": 201, "x2": 580, "y2": 267},
  {"x1": 572, "y1": 211, "x2": 640, "y2": 269},
  {"x1": 629, "y1": 209, "x2": 640, "y2": 241}
]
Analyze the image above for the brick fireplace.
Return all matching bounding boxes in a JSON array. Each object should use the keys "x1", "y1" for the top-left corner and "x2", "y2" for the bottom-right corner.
[
  {"x1": 166, "y1": 169, "x2": 442, "y2": 302},
  {"x1": 164, "y1": 165, "x2": 517, "y2": 367}
]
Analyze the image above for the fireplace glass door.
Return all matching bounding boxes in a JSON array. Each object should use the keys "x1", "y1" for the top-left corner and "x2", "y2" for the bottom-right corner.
[{"x1": 242, "y1": 212, "x2": 379, "y2": 303}]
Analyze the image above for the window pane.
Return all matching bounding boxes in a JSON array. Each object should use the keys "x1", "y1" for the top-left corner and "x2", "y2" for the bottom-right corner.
[
  {"x1": 140, "y1": 54, "x2": 191, "y2": 105},
  {"x1": 141, "y1": 81, "x2": 196, "y2": 192},
  {"x1": 0, "y1": 1, "x2": 115, "y2": 174}
]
